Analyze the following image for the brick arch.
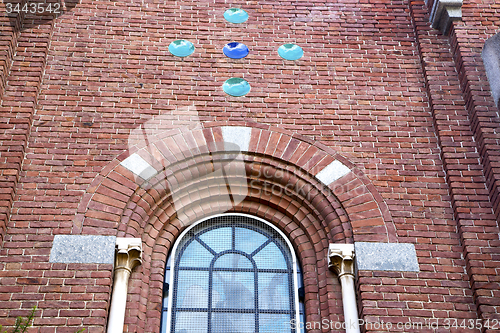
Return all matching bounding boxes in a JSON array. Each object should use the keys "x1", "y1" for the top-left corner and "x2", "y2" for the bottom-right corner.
[
  {"x1": 75, "y1": 123, "x2": 395, "y2": 242},
  {"x1": 119, "y1": 150, "x2": 348, "y2": 240},
  {"x1": 74, "y1": 123, "x2": 395, "y2": 332}
]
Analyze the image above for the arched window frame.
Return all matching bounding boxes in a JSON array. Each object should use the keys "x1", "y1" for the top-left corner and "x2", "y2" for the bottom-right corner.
[{"x1": 162, "y1": 213, "x2": 304, "y2": 333}]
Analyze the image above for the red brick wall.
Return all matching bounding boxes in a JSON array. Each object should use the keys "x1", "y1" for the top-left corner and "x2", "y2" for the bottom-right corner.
[
  {"x1": 0, "y1": 0, "x2": 23, "y2": 100},
  {"x1": 0, "y1": 0, "x2": 499, "y2": 331},
  {"x1": 0, "y1": 8, "x2": 55, "y2": 245},
  {"x1": 449, "y1": 2, "x2": 500, "y2": 327},
  {"x1": 0, "y1": 4, "x2": 22, "y2": 243},
  {"x1": 409, "y1": 0, "x2": 500, "y2": 331}
]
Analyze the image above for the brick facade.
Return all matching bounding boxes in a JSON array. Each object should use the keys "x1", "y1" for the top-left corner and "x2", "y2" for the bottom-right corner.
[{"x1": 0, "y1": 0, "x2": 499, "y2": 332}]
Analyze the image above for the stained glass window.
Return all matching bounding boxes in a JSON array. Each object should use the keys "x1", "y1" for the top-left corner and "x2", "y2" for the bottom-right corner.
[{"x1": 161, "y1": 214, "x2": 305, "y2": 333}]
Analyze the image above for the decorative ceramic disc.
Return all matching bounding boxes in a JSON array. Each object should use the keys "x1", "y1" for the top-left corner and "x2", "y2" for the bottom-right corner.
[
  {"x1": 222, "y1": 78, "x2": 251, "y2": 97},
  {"x1": 224, "y1": 8, "x2": 249, "y2": 24},
  {"x1": 223, "y1": 42, "x2": 250, "y2": 59},
  {"x1": 168, "y1": 39, "x2": 195, "y2": 57},
  {"x1": 278, "y1": 43, "x2": 304, "y2": 60}
]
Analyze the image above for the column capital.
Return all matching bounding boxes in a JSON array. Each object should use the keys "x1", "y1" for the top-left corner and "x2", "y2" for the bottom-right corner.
[
  {"x1": 328, "y1": 243, "x2": 355, "y2": 277},
  {"x1": 107, "y1": 238, "x2": 142, "y2": 333},
  {"x1": 115, "y1": 237, "x2": 142, "y2": 273}
]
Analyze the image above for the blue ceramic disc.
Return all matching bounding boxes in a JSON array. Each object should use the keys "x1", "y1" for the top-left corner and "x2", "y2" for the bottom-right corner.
[
  {"x1": 168, "y1": 39, "x2": 195, "y2": 57},
  {"x1": 222, "y1": 78, "x2": 251, "y2": 97},
  {"x1": 223, "y1": 42, "x2": 249, "y2": 59},
  {"x1": 224, "y1": 8, "x2": 249, "y2": 24},
  {"x1": 277, "y1": 43, "x2": 304, "y2": 61}
]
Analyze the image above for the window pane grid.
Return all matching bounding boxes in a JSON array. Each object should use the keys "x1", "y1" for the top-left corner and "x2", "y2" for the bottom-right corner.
[
  {"x1": 176, "y1": 267, "x2": 292, "y2": 273},
  {"x1": 174, "y1": 308, "x2": 295, "y2": 314},
  {"x1": 164, "y1": 215, "x2": 299, "y2": 333}
]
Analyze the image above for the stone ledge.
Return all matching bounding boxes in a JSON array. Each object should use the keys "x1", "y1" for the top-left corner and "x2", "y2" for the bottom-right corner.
[
  {"x1": 428, "y1": 0, "x2": 463, "y2": 35},
  {"x1": 354, "y1": 242, "x2": 419, "y2": 272},
  {"x1": 49, "y1": 235, "x2": 116, "y2": 264}
]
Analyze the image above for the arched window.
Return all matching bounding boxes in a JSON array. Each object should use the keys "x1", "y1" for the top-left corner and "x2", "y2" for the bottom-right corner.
[{"x1": 161, "y1": 214, "x2": 305, "y2": 333}]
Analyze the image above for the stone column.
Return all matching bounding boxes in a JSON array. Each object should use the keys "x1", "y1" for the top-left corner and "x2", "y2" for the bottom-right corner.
[
  {"x1": 328, "y1": 244, "x2": 360, "y2": 333},
  {"x1": 107, "y1": 238, "x2": 142, "y2": 333}
]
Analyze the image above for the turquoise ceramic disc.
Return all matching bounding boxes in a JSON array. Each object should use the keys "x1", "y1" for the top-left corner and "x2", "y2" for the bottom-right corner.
[
  {"x1": 224, "y1": 8, "x2": 249, "y2": 24},
  {"x1": 168, "y1": 39, "x2": 195, "y2": 57},
  {"x1": 277, "y1": 43, "x2": 304, "y2": 60},
  {"x1": 222, "y1": 78, "x2": 251, "y2": 97}
]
